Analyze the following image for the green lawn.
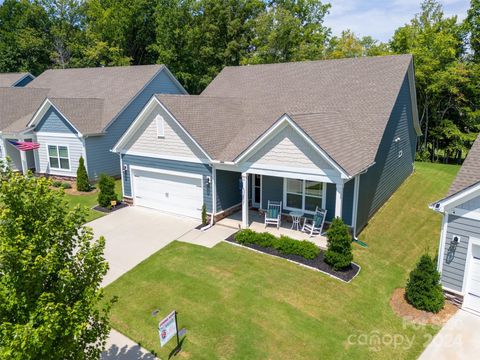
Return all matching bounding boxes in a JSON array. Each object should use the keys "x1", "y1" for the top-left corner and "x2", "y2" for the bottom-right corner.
[
  {"x1": 104, "y1": 162, "x2": 459, "y2": 359},
  {"x1": 65, "y1": 179, "x2": 122, "y2": 222}
]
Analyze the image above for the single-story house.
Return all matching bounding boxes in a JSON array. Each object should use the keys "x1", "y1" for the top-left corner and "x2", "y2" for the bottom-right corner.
[
  {"x1": 430, "y1": 135, "x2": 480, "y2": 313},
  {"x1": 0, "y1": 65, "x2": 186, "y2": 178},
  {"x1": 0, "y1": 72, "x2": 35, "y2": 87},
  {"x1": 113, "y1": 54, "x2": 420, "y2": 236}
]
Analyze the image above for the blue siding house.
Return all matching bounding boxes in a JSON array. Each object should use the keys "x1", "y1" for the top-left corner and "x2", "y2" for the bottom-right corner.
[
  {"x1": 113, "y1": 55, "x2": 420, "y2": 235},
  {"x1": 1, "y1": 65, "x2": 186, "y2": 179},
  {"x1": 431, "y1": 135, "x2": 480, "y2": 313}
]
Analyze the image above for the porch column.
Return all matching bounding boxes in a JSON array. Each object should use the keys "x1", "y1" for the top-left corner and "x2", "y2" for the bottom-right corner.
[
  {"x1": 335, "y1": 182, "x2": 344, "y2": 219},
  {"x1": 241, "y1": 172, "x2": 249, "y2": 228},
  {"x1": 18, "y1": 136, "x2": 28, "y2": 175}
]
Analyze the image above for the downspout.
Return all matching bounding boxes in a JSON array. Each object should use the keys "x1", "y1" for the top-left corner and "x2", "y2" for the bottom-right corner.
[{"x1": 201, "y1": 164, "x2": 216, "y2": 231}]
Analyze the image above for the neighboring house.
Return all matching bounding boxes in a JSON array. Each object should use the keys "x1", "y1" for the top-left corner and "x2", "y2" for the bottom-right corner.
[
  {"x1": 114, "y1": 55, "x2": 420, "y2": 235},
  {"x1": 0, "y1": 65, "x2": 186, "y2": 178},
  {"x1": 430, "y1": 135, "x2": 480, "y2": 313},
  {"x1": 0, "y1": 72, "x2": 35, "y2": 87}
]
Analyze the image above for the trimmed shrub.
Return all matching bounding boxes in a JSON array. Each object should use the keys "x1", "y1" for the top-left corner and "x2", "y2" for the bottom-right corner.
[
  {"x1": 60, "y1": 182, "x2": 72, "y2": 189},
  {"x1": 52, "y1": 180, "x2": 62, "y2": 188},
  {"x1": 97, "y1": 174, "x2": 117, "y2": 208},
  {"x1": 324, "y1": 217, "x2": 353, "y2": 270},
  {"x1": 405, "y1": 254, "x2": 445, "y2": 313},
  {"x1": 201, "y1": 204, "x2": 207, "y2": 225},
  {"x1": 76, "y1": 156, "x2": 91, "y2": 192},
  {"x1": 234, "y1": 230, "x2": 320, "y2": 260}
]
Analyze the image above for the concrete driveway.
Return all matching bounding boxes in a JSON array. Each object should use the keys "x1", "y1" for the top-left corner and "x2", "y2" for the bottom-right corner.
[
  {"x1": 419, "y1": 309, "x2": 480, "y2": 360},
  {"x1": 88, "y1": 206, "x2": 198, "y2": 359},
  {"x1": 88, "y1": 206, "x2": 198, "y2": 287}
]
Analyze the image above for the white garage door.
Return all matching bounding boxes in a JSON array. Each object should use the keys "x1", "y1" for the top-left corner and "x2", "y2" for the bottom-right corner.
[
  {"x1": 132, "y1": 169, "x2": 203, "y2": 219},
  {"x1": 464, "y1": 244, "x2": 480, "y2": 314}
]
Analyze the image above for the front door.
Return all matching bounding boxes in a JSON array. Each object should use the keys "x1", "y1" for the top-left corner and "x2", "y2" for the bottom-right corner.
[
  {"x1": 252, "y1": 174, "x2": 262, "y2": 208},
  {"x1": 464, "y1": 243, "x2": 480, "y2": 314}
]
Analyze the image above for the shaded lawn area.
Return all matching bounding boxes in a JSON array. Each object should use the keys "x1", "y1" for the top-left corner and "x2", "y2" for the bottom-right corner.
[
  {"x1": 104, "y1": 162, "x2": 459, "y2": 359},
  {"x1": 65, "y1": 179, "x2": 122, "y2": 222}
]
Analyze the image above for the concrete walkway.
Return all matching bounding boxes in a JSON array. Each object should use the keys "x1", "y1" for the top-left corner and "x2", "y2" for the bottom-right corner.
[
  {"x1": 88, "y1": 207, "x2": 233, "y2": 359},
  {"x1": 419, "y1": 309, "x2": 480, "y2": 360}
]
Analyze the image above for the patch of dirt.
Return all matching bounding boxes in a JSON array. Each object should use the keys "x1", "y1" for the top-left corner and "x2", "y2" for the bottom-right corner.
[{"x1": 390, "y1": 288, "x2": 458, "y2": 326}]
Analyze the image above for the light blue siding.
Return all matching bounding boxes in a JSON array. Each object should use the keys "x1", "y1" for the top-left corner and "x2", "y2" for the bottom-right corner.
[
  {"x1": 35, "y1": 107, "x2": 78, "y2": 134},
  {"x1": 85, "y1": 70, "x2": 185, "y2": 179},
  {"x1": 216, "y1": 169, "x2": 241, "y2": 212},
  {"x1": 121, "y1": 154, "x2": 213, "y2": 212},
  {"x1": 14, "y1": 74, "x2": 34, "y2": 87},
  {"x1": 355, "y1": 73, "x2": 417, "y2": 234},
  {"x1": 441, "y1": 215, "x2": 480, "y2": 292}
]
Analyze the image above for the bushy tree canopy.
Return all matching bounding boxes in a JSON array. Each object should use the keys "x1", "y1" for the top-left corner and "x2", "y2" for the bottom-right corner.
[{"x1": 0, "y1": 166, "x2": 114, "y2": 359}]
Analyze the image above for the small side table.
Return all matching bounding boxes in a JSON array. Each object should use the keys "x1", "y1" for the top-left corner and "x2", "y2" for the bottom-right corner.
[{"x1": 290, "y1": 211, "x2": 304, "y2": 231}]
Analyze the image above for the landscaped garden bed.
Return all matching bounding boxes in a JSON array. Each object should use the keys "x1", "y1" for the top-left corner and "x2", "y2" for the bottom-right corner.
[
  {"x1": 92, "y1": 202, "x2": 128, "y2": 213},
  {"x1": 225, "y1": 229, "x2": 360, "y2": 282}
]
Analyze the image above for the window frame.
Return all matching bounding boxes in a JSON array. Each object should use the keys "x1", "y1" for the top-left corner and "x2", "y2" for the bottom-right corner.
[
  {"x1": 283, "y1": 178, "x2": 326, "y2": 214},
  {"x1": 155, "y1": 114, "x2": 165, "y2": 138},
  {"x1": 47, "y1": 144, "x2": 71, "y2": 171}
]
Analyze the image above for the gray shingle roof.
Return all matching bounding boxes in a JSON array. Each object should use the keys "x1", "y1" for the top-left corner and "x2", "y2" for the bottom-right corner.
[
  {"x1": 448, "y1": 134, "x2": 480, "y2": 196},
  {"x1": 27, "y1": 65, "x2": 164, "y2": 134},
  {"x1": 157, "y1": 54, "x2": 415, "y2": 176},
  {"x1": 0, "y1": 88, "x2": 49, "y2": 133},
  {"x1": 0, "y1": 72, "x2": 31, "y2": 87}
]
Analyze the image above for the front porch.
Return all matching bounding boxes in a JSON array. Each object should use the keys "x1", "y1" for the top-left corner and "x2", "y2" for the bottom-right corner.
[{"x1": 217, "y1": 209, "x2": 328, "y2": 249}]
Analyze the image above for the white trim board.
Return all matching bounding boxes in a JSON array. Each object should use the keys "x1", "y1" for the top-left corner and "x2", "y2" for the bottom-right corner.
[
  {"x1": 123, "y1": 150, "x2": 209, "y2": 165},
  {"x1": 431, "y1": 182, "x2": 480, "y2": 213}
]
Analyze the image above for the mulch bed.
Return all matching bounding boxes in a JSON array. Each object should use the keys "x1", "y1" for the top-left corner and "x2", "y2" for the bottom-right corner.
[
  {"x1": 225, "y1": 233, "x2": 360, "y2": 282},
  {"x1": 390, "y1": 288, "x2": 458, "y2": 326},
  {"x1": 93, "y1": 202, "x2": 128, "y2": 213}
]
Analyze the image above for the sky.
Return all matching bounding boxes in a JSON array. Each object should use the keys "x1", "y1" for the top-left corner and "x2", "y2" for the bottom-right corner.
[{"x1": 324, "y1": 0, "x2": 471, "y2": 42}]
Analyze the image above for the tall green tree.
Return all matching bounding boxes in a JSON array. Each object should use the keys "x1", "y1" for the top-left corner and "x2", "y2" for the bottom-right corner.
[
  {"x1": 243, "y1": 0, "x2": 331, "y2": 65},
  {"x1": 0, "y1": 0, "x2": 52, "y2": 75},
  {"x1": 83, "y1": 0, "x2": 158, "y2": 67},
  {"x1": 42, "y1": 0, "x2": 88, "y2": 68},
  {"x1": 466, "y1": 0, "x2": 480, "y2": 62},
  {"x1": 326, "y1": 30, "x2": 390, "y2": 59},
  {"x1": 390, "y1": 0, "x2": 476, "y2": 161},
  {"x1": 0, "y1": 167, "x2": 114, "y2": 358},
  {"x1": 151, "y1": 0, "x2": 265, "y2": 93}
]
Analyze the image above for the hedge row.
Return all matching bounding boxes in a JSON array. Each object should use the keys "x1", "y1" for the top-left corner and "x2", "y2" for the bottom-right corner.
[{"x1": 234, "y1": 229, "x2": 320, "y2": 260}]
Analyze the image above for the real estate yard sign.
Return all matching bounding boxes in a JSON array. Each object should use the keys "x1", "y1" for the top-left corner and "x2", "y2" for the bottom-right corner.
[{"x1": 158, "y1": 310, "x2": 178, "y2": 347}]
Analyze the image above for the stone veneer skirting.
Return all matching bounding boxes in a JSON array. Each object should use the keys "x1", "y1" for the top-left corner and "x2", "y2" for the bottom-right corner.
[{"x1": 444, "y1": 288, "x2": 464, "y2": 308}]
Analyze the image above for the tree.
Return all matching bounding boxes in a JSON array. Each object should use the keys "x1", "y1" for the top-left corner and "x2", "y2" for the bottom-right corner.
[
  {"x1": 42, "y1": 0, "x2": 89, "y2": 68},
  {"x1": 466, "y1": 0, "x2": 480, "y2": 62},
  {"x1": 324, "y1": 217, "x2": 353, "y2": 270},
  {"x1": 76, "y1": 156, "x2": 90, "y2": 192},
  {"x1": 390, "y1": 0, "x2": 472, "y2": 161},
  {"x1": 405, "y1": 254, "x2": 445, "y2": 313},
  {"x1": 97, "y1": 173, "x2": 117, "y2": 208},
  {"x1": 243, "y1": 0, "x2": 331, "y2": 65},
  {"x1": 326, "y1": 30, "x2": 390, "y2": 59},
  {"x1": 0, "y1": 0, "x2": 53, "y2": 75},
  {"x1": 0, "y1": 166, "x2": 114, "y2": 358}
]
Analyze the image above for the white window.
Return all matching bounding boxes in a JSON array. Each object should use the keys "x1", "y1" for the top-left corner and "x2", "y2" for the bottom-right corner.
[
  {"x1": 48, "y1": 145, "x2": 70, "y2": 170},
  {"x1": 155, "y1": 115, "x2": 165, "y2": 138},
  {"x1": 284, "y1": 179, "x2": 325, "y2": 213}
]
